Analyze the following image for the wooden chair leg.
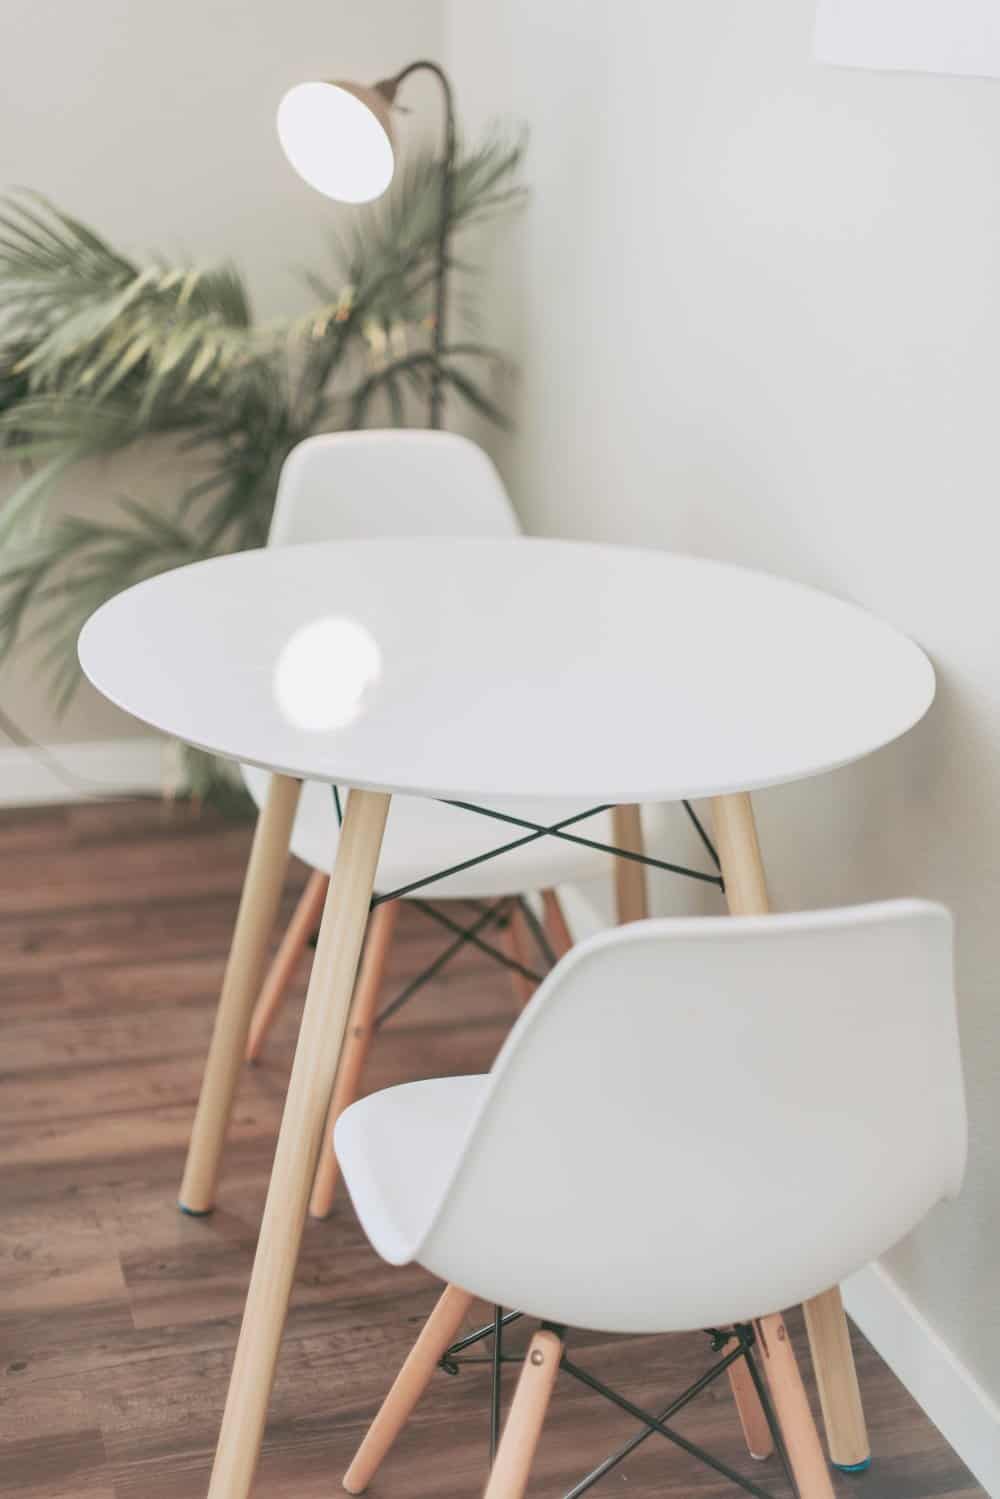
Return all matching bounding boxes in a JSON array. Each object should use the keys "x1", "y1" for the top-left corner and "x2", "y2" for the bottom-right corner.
[
  {"x1": 754, "y1": 1314, "x2": 836, "y2": 1499},
  {"x1": 484, "y1": 1326, "x2": 563, "y2": 1499},
  {"x1": 309, "y1": 899, "x2": 400, "y2": 1219},
  {"x1": 803, "y1": 1287, "x2": 869, "y2": 1472},
  {"x1": 502, "y1": 900, "x2": 537, "y2": 1010},
  {"x1": 541, "y1": 888, "x2": 574, "y2": 958},
  {"x1": 343, "y1": 1284, "x2": 474, "y2": 1494},
  {"x1": 723, "y1": 1335, "x2": 775, "y2": 1461},
  {"x1": 179, "y1": 773, "x2": 301, "y2": 1215},
  {"x1": 245, "y1": 869, "x2": 329, "y2": 1063},
  {"x1": 712, "y1": 792, "x2": 870, "y2": 1471},
  {"x1": 612, "y1": 804, "x2": 649, "y2": 924}
]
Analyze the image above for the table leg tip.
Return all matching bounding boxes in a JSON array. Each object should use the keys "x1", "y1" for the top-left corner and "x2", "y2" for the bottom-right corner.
[
  {"x1": 833, "y1": 1458, "x2": 872, "y2": 1474},
  {"x1": 177, "y1": 1201, "x2": 213, "y2": 1218}
]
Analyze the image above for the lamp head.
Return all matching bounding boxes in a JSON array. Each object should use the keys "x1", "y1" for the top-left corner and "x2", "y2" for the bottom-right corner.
[{"x1": 277, "y1": 78, "x2": 397, "y2": 203}]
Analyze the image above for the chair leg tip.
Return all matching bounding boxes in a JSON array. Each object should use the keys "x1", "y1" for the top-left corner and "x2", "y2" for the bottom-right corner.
[
  {"x1": 342, "y1": 1476, "x2": 366, "y2": 1494},
  {"x1": 833, "y1": 1458, "x2": 872, "y2": 1474},
  {"x1": 177, "y1": 1201, "x2": 213, "y2": 1218}
]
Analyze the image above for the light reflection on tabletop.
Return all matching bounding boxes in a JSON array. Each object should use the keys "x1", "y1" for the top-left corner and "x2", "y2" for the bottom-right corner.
[{"x1": 273, "y1": 616, "x2": 382, "y2": 732}]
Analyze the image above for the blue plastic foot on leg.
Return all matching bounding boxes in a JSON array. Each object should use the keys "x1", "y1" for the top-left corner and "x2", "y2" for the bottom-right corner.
[
  {"x1": 833, "y1": 1458, "x2": 872, "y2": 1474},
  {"x1": 177, "y1": 1201, "x2": 213, "y2": 1218}
]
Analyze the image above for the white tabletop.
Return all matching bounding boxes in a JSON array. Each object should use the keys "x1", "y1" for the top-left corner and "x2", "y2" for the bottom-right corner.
[{"x1": 78, "y1": 537, "x2": 934, "y2": 804}]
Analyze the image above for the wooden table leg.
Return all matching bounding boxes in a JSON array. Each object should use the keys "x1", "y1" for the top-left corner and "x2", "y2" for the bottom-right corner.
[
  {"x1": 205, "y1": 788, "x2": 391, "y2": 1499},
  {"x1": 712, "y1": 792, "x2": 871, "y2": 1473},
  {"x1": 611, "y1": 804, "x2": 649, "y2": 924},
  {"x1": 309, "y1": 897, "x2": 400, "y2": 1219},
  {"x1": 179, "y1": 773, "x2": 302, "y2": 1215}
]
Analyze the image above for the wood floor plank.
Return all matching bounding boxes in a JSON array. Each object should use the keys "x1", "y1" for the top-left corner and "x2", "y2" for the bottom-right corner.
[
  {"x1": 0, "y1": 1383, "x2": 110, "y2": 1498},
  {"x1": 0, "y1": 799, "x2": 985, "y2": 1499}
]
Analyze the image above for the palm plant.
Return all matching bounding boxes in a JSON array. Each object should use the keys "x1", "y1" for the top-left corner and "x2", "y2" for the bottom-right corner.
[{"x1": 0, "y1": 131, "x2": 523, "y2": 801}]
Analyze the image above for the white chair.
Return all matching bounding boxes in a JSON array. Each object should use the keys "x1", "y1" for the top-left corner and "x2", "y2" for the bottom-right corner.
[
  {"x1": 241, "y1": 430, "x2": 632, "y2": 1219},
  {"x1": 335, "y1": 900, "x2": 966, "y2": 1499}
]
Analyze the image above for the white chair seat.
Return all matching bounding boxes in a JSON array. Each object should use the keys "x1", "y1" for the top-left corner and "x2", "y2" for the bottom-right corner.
[
  {"x1": 334, "y1": 1074, "x2": 487, "y2": 1264},
  {"x1": 243, "y1": 765, "x2": 615, "y2": 899}
]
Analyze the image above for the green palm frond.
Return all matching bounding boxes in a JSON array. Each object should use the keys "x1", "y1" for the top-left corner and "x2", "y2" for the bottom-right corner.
[
  {"x1": 0, "y1": 191, "x2": 136, "y2": 306},
  {"x1": 0, "y1": 127, "x2": 526, "y2": 799},
  {"x1": 1, "y1": 194, "x2": 263, "y2": 431},
  {"x1": 316, "y1": 127, "x2": 527, "y2": 336},
  {"x1": 0, "y1": 498, "x2": 204, "y2": 703}
]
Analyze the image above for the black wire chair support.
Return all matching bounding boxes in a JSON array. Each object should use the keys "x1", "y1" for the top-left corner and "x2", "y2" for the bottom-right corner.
[{"x1": 437, "y1": 1313, "x2": 798, "y2": 1498}]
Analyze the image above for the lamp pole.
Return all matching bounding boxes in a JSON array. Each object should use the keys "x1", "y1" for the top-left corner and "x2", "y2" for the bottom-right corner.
[{"x1": 373, "y1": 61, "x2": 456, "y2": 429}]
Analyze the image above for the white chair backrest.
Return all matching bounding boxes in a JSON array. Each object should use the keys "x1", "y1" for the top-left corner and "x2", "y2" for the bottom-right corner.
[
  {"x1": 418, "y1": 901, "x2": 966, "y2": 1334},
  {"x1": 268, "y1": 430, "x2": 520, "y2": 546}
]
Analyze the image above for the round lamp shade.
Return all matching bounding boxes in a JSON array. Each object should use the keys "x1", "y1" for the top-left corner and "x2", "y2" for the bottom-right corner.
[{"x1": 277, "y1": 80, "x2": 395, "y2": 203}]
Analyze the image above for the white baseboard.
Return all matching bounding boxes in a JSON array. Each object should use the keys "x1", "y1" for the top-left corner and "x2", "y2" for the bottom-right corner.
[
  {"x1": 0, "y1": 735, "x2": 165, "y2": 806},
  {"x1": 561, "y1": 882, "x2": 999, "y2": 1494},
  {"x1": 843, "y1": 1262, "x2": 1000, "y2": 1495}
]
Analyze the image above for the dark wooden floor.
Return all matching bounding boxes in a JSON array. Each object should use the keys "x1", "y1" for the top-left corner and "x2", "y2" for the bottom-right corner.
[{"x1": 0, "y1": 799, "x2": 984, "y2": 1499}]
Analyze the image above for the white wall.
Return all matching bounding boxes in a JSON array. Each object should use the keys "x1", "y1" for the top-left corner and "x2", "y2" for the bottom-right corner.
[
  {"x1": 447, "y1": 0, "x2": 1000, "y2": 1475},
  {"x1": 0, "y1": 0, "x2": 444, "y2": 746}
]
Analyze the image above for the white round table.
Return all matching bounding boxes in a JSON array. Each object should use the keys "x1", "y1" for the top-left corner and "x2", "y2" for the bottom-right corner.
[
  {"x1": 79, "y1": 537, "x2": 934, "y2": 1495},
  {"x1": 80, "y1": 536, "x2": 933, "y2": 803}
]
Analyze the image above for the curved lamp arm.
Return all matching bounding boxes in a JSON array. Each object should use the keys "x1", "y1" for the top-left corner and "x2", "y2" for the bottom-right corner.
[{"x1": 374, "y1": 61, "x2": 456, "y2": 429}]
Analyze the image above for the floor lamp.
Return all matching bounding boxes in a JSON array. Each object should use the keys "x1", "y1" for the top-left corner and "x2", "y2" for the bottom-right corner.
[{"x1": 278, "y1": 61, "x2": 456, "y2": 428}]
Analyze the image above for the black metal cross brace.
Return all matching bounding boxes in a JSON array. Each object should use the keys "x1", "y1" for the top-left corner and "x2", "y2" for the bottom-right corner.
[
  {"x1": 438, "y1": 1313, "x2": 798, "y2": 1499},
  {"x1": 371, "y1": 798, "x2": 724, "y2": 907},
  {"x1": 330, "y1": 785, "x2": 724, "y2": 1032}
]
